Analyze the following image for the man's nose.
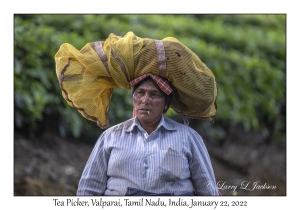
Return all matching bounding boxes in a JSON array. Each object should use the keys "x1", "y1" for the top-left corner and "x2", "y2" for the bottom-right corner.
[{"x1": 141, "y1": 93, "x2": 151, "y2": 103}]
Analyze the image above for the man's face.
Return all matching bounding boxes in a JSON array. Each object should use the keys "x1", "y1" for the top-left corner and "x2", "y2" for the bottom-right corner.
[{"x1": 133, "y1": 80, "x2": 166, "y2": 123}]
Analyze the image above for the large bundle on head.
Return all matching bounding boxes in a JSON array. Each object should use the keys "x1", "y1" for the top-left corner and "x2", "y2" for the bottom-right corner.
[{"x1": 55, "y1": 31, "x2": 218, "y2": 129}]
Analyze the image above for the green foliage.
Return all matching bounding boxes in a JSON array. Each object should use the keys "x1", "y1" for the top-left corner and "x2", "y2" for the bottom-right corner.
[{"x1": 14, "y1": 14, "x2": 285, "y2": 141}]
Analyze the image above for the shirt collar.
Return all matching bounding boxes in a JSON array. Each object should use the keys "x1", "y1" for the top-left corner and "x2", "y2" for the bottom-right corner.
[{"x1": 125, "y1": 115, "x2": 176, "y2": 132}]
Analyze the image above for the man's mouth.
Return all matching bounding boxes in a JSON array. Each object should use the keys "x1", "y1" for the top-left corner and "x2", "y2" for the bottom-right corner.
[{"x1": 140, "y1": 109, "x2": 151, "y2": 115}]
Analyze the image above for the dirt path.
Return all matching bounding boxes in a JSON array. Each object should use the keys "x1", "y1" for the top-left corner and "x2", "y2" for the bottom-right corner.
[{"x1": 14, "y1": 131, "x2": 286, "y2": 196}]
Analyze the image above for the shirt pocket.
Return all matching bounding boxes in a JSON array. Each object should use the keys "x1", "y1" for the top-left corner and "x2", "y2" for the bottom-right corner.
[{"x1": 158, "y1": 149, "x2": 189, "y2": 182}]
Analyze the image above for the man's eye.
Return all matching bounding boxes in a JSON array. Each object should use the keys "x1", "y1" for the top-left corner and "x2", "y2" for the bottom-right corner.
[
  {"x1": 134, "y1": 92, "x2": 144, "y2": 97},
  {"x1": 152, "y1": 93, "x2": 162, "y2": 98}
]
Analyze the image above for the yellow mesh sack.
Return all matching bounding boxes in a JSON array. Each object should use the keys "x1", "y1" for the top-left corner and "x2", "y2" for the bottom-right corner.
[{"x1": 55, "y1": 31, "x2": 218, "y2": 128}]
